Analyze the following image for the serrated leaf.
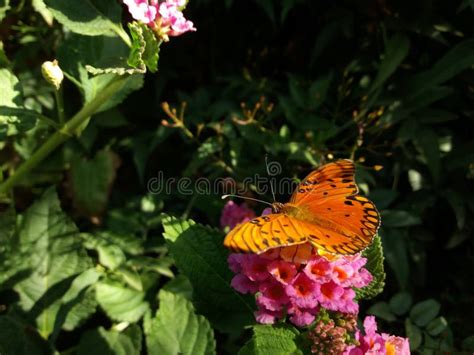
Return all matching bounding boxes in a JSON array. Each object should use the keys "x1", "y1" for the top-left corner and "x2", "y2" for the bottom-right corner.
[
  {"x1": 58, "y1": 34, "x2": 132, "y2": 80},
  {"x1": 162, "y1": 214, "x2": 254, "y2": 333},
  {"x1": 13, "y1": 188, "x2": 92, "y2": 338},
  {"x1": 128, "y1": 22, "x2": 160, "y2": 73},
  {"x1": 239, "y1": 325, "x2": 302, "y2": 355},
  {"x1": 409, "y1": 299, "x2": 441, "y2": 327},
  {"x1": 44, "y1": 0, "x2": 127, "y2": 37},
  {"x1": 78, "y1": 325, "x2": 142, "y2": 355},
  {"x1": 144, "y1": 290, "x2": 216, "y2": 355},
  {"x1": 356, "y1": 234, "x2": 385, "y2": 300},
  {"x1": 95, "y1": 280, "x2": 149, "y2": 323}
]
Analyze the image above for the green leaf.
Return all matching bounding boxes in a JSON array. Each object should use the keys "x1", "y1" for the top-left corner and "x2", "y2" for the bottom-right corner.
[
  {"x1": 70, "y1": 150, "x2": 118, "y2": 216},
  {"x1": 44, "y1": 0, "x2": 127, "y2": 38},
  {"x1": 381, "y1": 229, "x2": 410, "y2": 289},
  {"x1": 83, "y1": 73, "x2": 144, "y2": 114},
  {"x1": 0, "y1": 315, "x2": 51, "y2": 355},
  {"x1": 78, "y1": 325, "x2": 142, "y2": 355},
  {"x1": 381, "y1": 210, "x2": 422, "y2": 227},
  {"x1": 239, "y1": 325, "x2": 302, "y2": 355},
  {"x1": 405, "y1": 318, "x2": 423, "y2": 350},
  {"x1": 127, "y1": 22, "x2": 161, "y2": 73},
  {"x1": 144, "y1": 290, "x2": 216, "y2": 355},
  {"x1": 51, "y1": 268, "x2": 102, "y2": 341},
  {"x1": 443, "y1": 189, "x2": 466, "y2": 230},
  {"x1": 162, "y1": 214, "x2": 255, "y2": 333},
  {"x1": 389, "y1": 291, "x2": 412, "y2": 315},
  {"x1": 415, "y1": 127, "x2": 441, "y2": 182},
  {"x1": 409, "y1": 299, "x2": 441, "y2": 327},
  {"x1": 356, "y1": 234, "x2": 385, "y2": 300},
  {"x1": 14, "y1": 188, "x2": 92, "y2": 338},
  {"x1": 405, "y1": 38, "x2": 474, "y2": 97},
  {"x1": 367, "y1": 301, "x2": 396, "y2": 322},
  {"x1": 0, "y1": 0, "x2": 10, "y2": 21},
  {"x1": 426, "y1": 317, "x2": 448, "y2": 336},
  {"x1": 32, "y1": 0, "x2": 54, "y2": 25},
  {"x1": 462, "y1": 335, "x2": 474, "y2": 351},
  {"x1": 95, "y1": 279, "x2": 149, "y2": 323},
  {"x1": 370, "y1": 34, "x2": 410, "y2": 93},
  {"x1": 0, "y1": 68, "x2": 36, "y2": 140}
]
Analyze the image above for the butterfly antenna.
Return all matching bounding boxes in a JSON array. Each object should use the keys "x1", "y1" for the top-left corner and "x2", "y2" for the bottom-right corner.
[
  {"x1": 221, "y1": 194, "x2": 273, "y2": 207},
  {"x1": 265, "y1": 154, "x2": 277, "y2": 202}
]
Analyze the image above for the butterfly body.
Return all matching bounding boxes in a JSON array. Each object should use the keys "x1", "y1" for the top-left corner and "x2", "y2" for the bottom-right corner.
[{"x1": 224, "y1": 160, "x2": 380, "y2": 256}]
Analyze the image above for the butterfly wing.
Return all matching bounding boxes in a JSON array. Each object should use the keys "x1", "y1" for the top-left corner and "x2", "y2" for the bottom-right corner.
[
  {"x1": 224, "y1": 214, "x2": 322, "y2": 254},
  {"x1": 288, "y1": 159, "x2": 380, "y2": 255}
]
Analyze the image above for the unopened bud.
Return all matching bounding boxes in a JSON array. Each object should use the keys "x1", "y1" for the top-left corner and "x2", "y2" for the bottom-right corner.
[{"x1": 41, "y1": 60, "x2": 64, "y2": 90}]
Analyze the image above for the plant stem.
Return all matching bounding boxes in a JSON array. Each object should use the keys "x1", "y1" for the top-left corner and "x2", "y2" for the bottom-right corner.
[
  {"x1": 0, "y1": 76, "x2": 127, "y2": 195},
  {"x1": 55, "y1": 87, "x2": 65, "y2": 125}
]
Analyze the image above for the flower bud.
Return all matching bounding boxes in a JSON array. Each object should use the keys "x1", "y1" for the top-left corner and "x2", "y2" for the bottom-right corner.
[{"x1": 41, "y1": 60, "x2": 64, "y2": 90}]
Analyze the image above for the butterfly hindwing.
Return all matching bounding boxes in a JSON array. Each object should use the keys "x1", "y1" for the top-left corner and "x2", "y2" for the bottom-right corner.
[{"x1": 289, "y1": 160, "x2": 380, "y2": 254}]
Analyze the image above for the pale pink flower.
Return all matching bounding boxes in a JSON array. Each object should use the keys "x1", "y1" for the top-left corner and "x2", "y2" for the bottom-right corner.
[
  {"x1": 267, "y1": 260, "x2": 297, "y2": 285},
  {"x1": 383, "y1": 334, "x2": 410, "y2": 355},
  {"x1": 220, "y1": 201, "x2": 256, "y2": 229},
  {"x1": 286, "y1": 273, "x2": 319, "y2": 308},
  {"x1": 123, "y1": 0, "x2": 157, "y2": 24}
]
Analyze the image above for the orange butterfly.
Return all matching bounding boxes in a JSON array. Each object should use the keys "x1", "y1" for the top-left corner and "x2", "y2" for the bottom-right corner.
[{"x1": 223, "y1": 160, "x2": 380, "y2": 256}]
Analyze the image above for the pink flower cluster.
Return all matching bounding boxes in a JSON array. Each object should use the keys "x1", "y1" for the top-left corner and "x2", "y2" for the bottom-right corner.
[
  {"x1": 228, "y1": 251, "x2": 372, "y2": 327},
  {"x1": 343, "y1": 316, "x2": 410, "y2": 355},
  {"x1": 220, "y1": 201, "x2": 256, "y2": 229},
  {"x1": 123, "y1": 0, "x2": 196, "y2": 40}
]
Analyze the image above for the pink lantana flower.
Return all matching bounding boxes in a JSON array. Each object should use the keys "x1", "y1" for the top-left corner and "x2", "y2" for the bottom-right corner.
[
  {"x1": 344, "y1": 316, "x2": 387, "y2": 355},
  {"x1": 123, "y1": 0, "x2": 196, "y2": 40},
  {"x1": 241, "y1": 254, "x2": 270, "y2": 282},
  {"x1": 267, "y1": 260, "x2": 297, "y2": 285},
  {"x1": 304, "y1": 256, "x2": 333, "y2": 283},
  {"x1": 383, "y1": 334, "x2": 411, "y2": 355},
  {"x1": 123, "y1": 0, "x2": 157, "y2": 24},
  {"x1": 286, "y1": 273, "x2": 319, "y2": 308},
  {"x1": 287, "y1": 304, "x2": 317, "y2": 327},
  {"x1": 257, "y1": 281, "x2": 289, "y2": 311},
  {"x1": 254, "y1": 308, "x2": 282, "y2": 325},
  {"x1": 220, "y1": 201, "x2": 256, "y2": 229},
  {"x1": 317, "y1": 281, "x2": 345, "y2": 311},
  {"x1": 230, "y1": 274, "x2": 258, "y2": 294}
]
